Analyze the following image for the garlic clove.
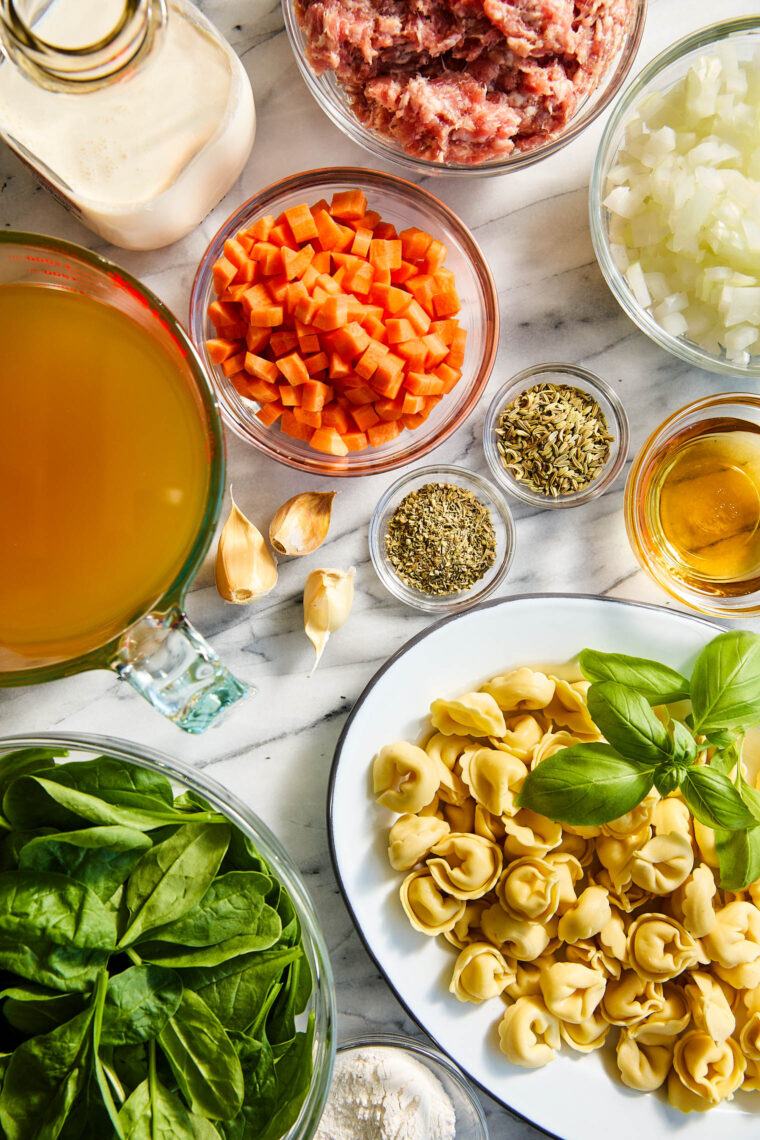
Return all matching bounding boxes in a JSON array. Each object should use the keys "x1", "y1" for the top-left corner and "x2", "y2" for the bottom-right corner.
[
  {"x1": 303, "y1": 567, "x2": 355, "y2": 675},
  {"x1": 215, "y1": 491, "x2": 278, "y2": 604},
  {"x1": 269, "y1": 490, "x2": 336, "y2": 556}
]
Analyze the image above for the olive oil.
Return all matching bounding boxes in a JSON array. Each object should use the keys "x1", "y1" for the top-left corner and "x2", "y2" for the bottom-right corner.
[{"x1": 644, "y1": 417, "x2": 760, "y2": 596}]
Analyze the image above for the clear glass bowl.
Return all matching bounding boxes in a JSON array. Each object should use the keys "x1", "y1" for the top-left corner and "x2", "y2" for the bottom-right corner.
[
  {"x1": 482, "y1": 363, "x2": 629, "y2": 509},
  {"x1": 590, "y1": 17, "x2": 760, "y2": 378},
  {"x1": 283, "y1": 0, "x2": 647, "y2": 178},
  {"x1": 0, "y1": 732, "x2": 336, "y2": 1140},
  {"x1": 369, "y1": 464, "x2": 515, "y2": 614},
  {"x1": 189, "y1": 168, "x2": 498, "y2": 477},
  {"x1": 625, "y1": 392, "x2": 760, "y2": 616},
  {"x1": 331, "y1": 1035, "x2": 489, "y2": 1139}
]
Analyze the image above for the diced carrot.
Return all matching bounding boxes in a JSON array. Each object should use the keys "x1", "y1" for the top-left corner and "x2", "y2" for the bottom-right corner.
[
  {"x1": 312, "y1": 250, "x2": 331, "y2": 273},
  {"x1": 311, "y1": 198, "x2": 330, "y2": 215},
  {"x1": 245, "y1": 379, "x2": 280, "y2": 404},
  {"x1": 220, "y1": 282, "x2": 252, "y2": 303},
  {"x1": 330, "y1": 189, "x2": 367, "y2": 220},
  {"x1": 267, "y1": 274, "x2": 290, "y2": 304},
  {"x1": 402, "y1": 392, "x2": 426, "y2": 415},
  {"x1": 423, "y1": 239, "x2": 447, "y2": 273},
  {"x1": 391, "y1": 261, "x2": 417, "y2": 285},
  {"x1": 432, "y1": 284, "x2": 461, "y2": 318},
  {"x1": 404, "y1": 372, "x2": 445, "y2": 396},
  {"x1": 402, "y1": 412, "x2": 425, "y2": 430},
  {"x1": 305, "y1": 351, "x2": 329, "y2": 376},
  {"x1": 368, "y1": 420, "x2": 402, "y2": 447},
  {"x1": 406, "y1": 274, "x2": 437, "y2": 316},
  {"x1": 301, "y1": 263, "x2": 320, "y2": 291},
  {"x1": 301, "y1": 379, "x2": 331, "y2": 411},
  {"x1": 206, "y1": 337, "x2": 242, "y2": 364},
  {"x1": 221, "y1": 351, "x2": 247, "y2": 378},
  {"x1": 434, "y1": 362, "x2": 462, "y2": 393},
  {"x1": 241, "y1": 283, "x2": 271, "y2": 316},
  {"x1": 315, "y1": 271, "x2": 343, "y2": 297},
  {"x1": 342, "y1": 430, "x2": 368, "y2": 451},
  {"x1": 228, "y1": 372, "x2": 251, "y2": 398},
  {"x1": 344, "y1": 386, "x2": 377, "y2": 407},
  {"x1": 405, "y1": 299, "x2": 431, "y2": 335},
  {"x1": 208, "y1": 300, "x2": 242, "y2": 330},
  {"x1": 395, "y1": 339, "x2": 428, "y2": 371},
  {"x1": 355, "y1": 210, "x2": 381, "y2": 230},
  {"x1": 233, "y1": 260, "x2": 259, "y2": 285},
  {"x1": 374, "y1": 395, "x2": 406, "y2": 421},
  {"x1": 277, "y1": 351, "x2": 310, "y2": 386},
  {"x1": 246, "y1": 326, "x2": 271, "y2": 354},
  {"x1": 321, "y1": 404, "x2": 350, "y2": 433},
  {"x1": 245, "y1": 353, "x2": 279, "y2": 384},
  {"x1": 295, "y1": 295, "x2": 319, "y2": 326},
  {"x1": 373, "y1": 222, "x2": 398, "y2": 240},
  {"x1": 256, "y1": 400, "x2": 284, "y2": 426},
  {"x1": 355, "y1": 340, "x2": 390, "y2": 380},
  {"x1": 343, "y1": 261, "x2": 374, "y2": 296},
  {"x1": 369, "y1": 239, "x2": 402, "y2": 271},
  {"x1": 422, "y1": 395, "x2": 442, "y2": 417},
  {"x1": 282, "y1": 244, "x2": 315, "y2": 281},
  {"x1": 331, "y1": 322, "x2": 370, "y2": 361},
  {"x1": 284, "y1": 204, "x2": 319, "y2": 244},
  {"x1": 310, "y1": 426, "x2": 349, "y2": 455},
  {"x1": 351, "y1": 227, "x2": 373, "y2": 258},
  {"x1": 446, "y1": 328, "x2": 467, "y2": 369},
  {"x1": 284, "y1": 281, "x2": 309, "y2": 318},
  {"x1": 371, "y1": 371, "x2": 404, "y2": 400},
  {"x1": 363, "y1": 315, "x2": 387, "y2": 343},
  {"x1": 247, "y1": 215, "x2": 275, "y2": 241},
  {"x1": 279, "y1": 384, "x2": 300, "y2": 407},
  {"x1": 296, "y1": 321, "x2": 320, "y2": 355},
  {"x1": 328, "y1": 352, "x2": 351, "y2": 380},
  {"x1": 223, "y1": 239, "x2": 250, "y2": 271},
  {"x1": 400, "y1": 227, "x2": 433, "y2": 261},
  {"x1": 429, "y1": 319, "x2": 459, "y2": 345},
  {"x1": 221, "y1": 321, "x2": 249, "y2": 339},
  {"x1": 385, "y1": 318, "x2": 416, "y2": 344},
  {"x1": 267, "y1": 331, "x2": 296, "y2": 357},
  {"x1": 433, "y1": 267, "x2": 456, "y2": 288},
  {"x1": 268, "y1": 222, "x2": 298, "y2": 249},
  {"x1": 281, "y1": 410, "x2": 314, "y2": 442},
  {"x1": 314, "y1": 209, "x2": 345, "y2": 251},
  {"x1": 422, "y1": 332, "x2": 449, "y2": 367},
  {"x1": 314, "y1": 296, "x2": 349, "y2": 331},
  {"x1": 252, "y1": 243, "x2": 283, "y2": 276},
  {"x1": 235, "y1": 229, "x2": 255, "y2": 255},
  {"x1": 292, "y1": 407, "x2": 321, "y2": 428},
  {"x1": 212, "y1": 256, "x2": 237, "y2": 294},
  {"x1": 249, "y1": 305, "x2": 284, "y2": 328}
]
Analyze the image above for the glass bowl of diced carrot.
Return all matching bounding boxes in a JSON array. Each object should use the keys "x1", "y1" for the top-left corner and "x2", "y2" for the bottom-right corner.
[{"x1": 189, "y1": 167, "x2": 499, "y2": 476}]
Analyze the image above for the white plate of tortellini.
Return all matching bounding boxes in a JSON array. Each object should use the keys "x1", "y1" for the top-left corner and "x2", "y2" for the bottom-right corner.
[{"x1": 328, "y1": 594, "x2": 760, "y2": 1139}]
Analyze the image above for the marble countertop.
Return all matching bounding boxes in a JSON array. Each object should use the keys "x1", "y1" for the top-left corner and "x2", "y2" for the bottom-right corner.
[{"x1": 2, "y1": 0, "x2": 759, "y2": 1135}]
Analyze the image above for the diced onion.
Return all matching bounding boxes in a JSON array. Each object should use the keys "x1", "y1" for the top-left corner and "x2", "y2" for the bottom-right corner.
[{"x1": 604, "y1": 45, "x2": 760, "y2": 364}]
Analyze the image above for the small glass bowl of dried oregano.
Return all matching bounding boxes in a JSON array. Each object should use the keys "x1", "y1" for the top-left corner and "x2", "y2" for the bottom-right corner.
[
  {"x1": 369, "y1": 464, "x2": 516, "y2": 613},
  {"x1": 482, "y1": 363, "x2": 629, "y2": 509}
]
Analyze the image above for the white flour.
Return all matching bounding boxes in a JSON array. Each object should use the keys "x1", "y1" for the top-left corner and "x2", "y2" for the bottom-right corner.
[{"x1": 316, "y1": 1045, "x2": 457, "y2": 1140}]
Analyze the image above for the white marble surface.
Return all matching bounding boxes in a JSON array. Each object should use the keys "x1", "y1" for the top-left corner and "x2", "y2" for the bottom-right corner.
[{"x1": 1, "y1": 1, "x2": 759, "y2": 1136}]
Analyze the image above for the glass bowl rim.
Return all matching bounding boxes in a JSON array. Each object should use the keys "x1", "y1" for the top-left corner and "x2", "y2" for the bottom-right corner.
[
  {"x1": 589, "y1": 16, "x2": 760, "y2": 379},
  {"x1": 368, "y1": 463, "x2": 516, "y2": 614},
  {"x1": 282, "y1": 0, "x2": 648, "y2": 178},
  {"x1": 334, "y1": 1032, "x2": 490, "y2": 1136},
  {"x1": 625, "y1": 390, "x2": 760, "y2": 616},
  {"x1": 0, "y1": 730, "x2": 337, "y2": 1140},
  {"x1": 482, "y1": 362, "x2": 630, "y2": 508},
  {"x1": 189, "y1": 167, "x2": 499, "y2": 477}
]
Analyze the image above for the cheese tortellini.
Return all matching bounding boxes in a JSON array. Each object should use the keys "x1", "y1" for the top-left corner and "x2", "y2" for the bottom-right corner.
[{"x1": 372, "y1": 663, "x2": 760, "y2": 1117}]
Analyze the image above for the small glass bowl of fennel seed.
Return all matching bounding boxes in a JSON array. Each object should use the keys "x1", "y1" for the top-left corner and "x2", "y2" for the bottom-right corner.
[
  {"x1": 482, "y1": 363, "x2": 629, "y2": 509},
  {"x1": 369, "y1": 464, "x2": 515, "y2": 614}
]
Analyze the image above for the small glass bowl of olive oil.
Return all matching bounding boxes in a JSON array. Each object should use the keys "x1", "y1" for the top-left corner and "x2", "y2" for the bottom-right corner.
[{"x1": 626, "y1": 393, "x2": 760, "y2": 615}]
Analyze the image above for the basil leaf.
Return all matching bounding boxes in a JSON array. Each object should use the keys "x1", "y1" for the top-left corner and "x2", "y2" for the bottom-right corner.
[
  {"x1": 671, "y1": 720, "x2": 698, "y2": 766},
  {"x1": 158, "y1": 990, "x2": 244, "y2": 1120},
  {"x1": 19, "y1": 826, "x2": 152, "y2": 902},
  {"x1": 680, "y1": 767, "x2": 757, "y2": 831},
  {"x1": 739, "y1": 778, "x2": 760, "y2": 823},
  {"x1": 100, "y1": 966, "x2": 183, "y2": 1047},
  {"x1": 120, "y1": 823, "x2": 231, "y2": 947},
  {"x1": 691, "y1": 630, "x2": 760, "y2": 734},
  {"x1": 0, "y1": 1008, "x2": 94, "y2": 1140},
  {"x1": 516, "y1": 743, "x2": 655, "y2": 825},
  {"x1": 716, "y1": 825, "x2": 760, "y2": 891},
  {"x1": 587, "y1": 682, "x2": 673, "y2": 764},
  {"x1": 709, "y1": 739, "x2": 742, "y2": 776},
  {"x1": 146, "y1": 872, "x2": 275, "y2": 948},
  {"x1": 579, "y1": 649, "x2": 690, "y2": 703}
]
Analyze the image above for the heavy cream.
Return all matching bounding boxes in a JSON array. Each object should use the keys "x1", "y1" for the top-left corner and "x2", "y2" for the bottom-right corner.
[{"x1": 0, "y1": 0, "x2": 255, "y2": 248}]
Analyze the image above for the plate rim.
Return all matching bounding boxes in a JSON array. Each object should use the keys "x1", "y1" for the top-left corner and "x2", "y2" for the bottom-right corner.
[{"x1": 327, "y1": 592, "x2": 723, "y2": 1136}]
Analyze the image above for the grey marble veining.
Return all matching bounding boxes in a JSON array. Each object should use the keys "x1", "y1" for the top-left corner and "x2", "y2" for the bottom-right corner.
[{"x1": 1, "y1": 1, "x2": 759, "y2": 1136}]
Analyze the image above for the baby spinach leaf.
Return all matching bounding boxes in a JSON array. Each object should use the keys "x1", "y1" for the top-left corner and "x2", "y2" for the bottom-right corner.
[
  {"x1": 0, "y1": 871, "x2": 117, "y2": 951},
  {"x1": 222, "y1": 1033, "x2": 277, "y2": 1139},
  {"x1": 0, "y1": 1007, "x2": 94, "y2": 1140},
  {"x1": 0, "y1": 940, "x2": 109, "y2": 994},
  {"x1": 267, "y1": 957, "x2": 312, "y2": 1051},
  {"x1": 120, "y1": 823, "x2": 231, "y2": 947},
  {"x1": 158, "y1": 989, "x2": 244, "y2": 1120},
  {"x1": 117, "y1": 1076, "x2": 196, "y2": 1140},
  {"x1": 19, "y1": 826, "x2": 152, "y2": 901},
  {"x1": 586, "y1": 682, "x2": 673, "y2": 764},
  {"x1": 578, "y1": 649, "x2": 690, "y2": 703},
  {"x1": 716, "y1": 825, "x2": 760, "y2": 891},
  {"x1": 178, "y1": 946, "x2": 302, "y2": 1034},
  {"x1": 680, "y1": 767, "x2": 757, "y2": 831},
  {"x1": 100, "y1": 965, "x2": 183, "y2": 1047},
  {"x1": 516, "y1": 743, "x2": 655, "y2": 826},
  {"x1": 0, "y1": 750, "x2": 67, "y2": 815},
  {"x1": 223, "y1": 831, "x2": 269, "y2": 875},
  {"x1": 138, "y1": 928, "x2": 283, "y2": 970},
  {"x1": 258, "y1": 1018, "x2": 315, "y2": 1140},
  {"x1": 3, "y1": 992, "x2": 85, "y2": 1037},
  {"x1": 146, "y1": 872, "x2": 273, "y2": 947},
  {"x1": 45, "y1": 758, "x2": 175, "y2": 807},
  {"x1": 691, "y1": 630, "x2": 760, "y2": 734}
]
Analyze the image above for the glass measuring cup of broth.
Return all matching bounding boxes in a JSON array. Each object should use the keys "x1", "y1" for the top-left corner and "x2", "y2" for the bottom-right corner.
[
  {"x1": 625, "y1": 393, "x2": 760, "y2": 616},
  {"x1": 0, "y1": 232, "x2": 247, "y2": 730}
]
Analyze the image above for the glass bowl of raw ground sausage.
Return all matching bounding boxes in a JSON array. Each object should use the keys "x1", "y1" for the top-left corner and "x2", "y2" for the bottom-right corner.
[
  {"x1": 283, "y1": 0, "x2": 647, "y2": 177},
  {"x1": 190, "y1": 167, "x2": 498, "y2": 476}
]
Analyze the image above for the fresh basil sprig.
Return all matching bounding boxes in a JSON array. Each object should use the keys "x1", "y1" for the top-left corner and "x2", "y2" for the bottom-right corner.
[{"x1": 518, "y1": 631, "x2": 760, "y2": 889}]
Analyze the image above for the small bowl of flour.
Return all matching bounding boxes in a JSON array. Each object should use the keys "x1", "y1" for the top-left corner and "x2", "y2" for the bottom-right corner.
[{"x1": 315, "y1": 1034, "x2": 489, "y2": 1140}]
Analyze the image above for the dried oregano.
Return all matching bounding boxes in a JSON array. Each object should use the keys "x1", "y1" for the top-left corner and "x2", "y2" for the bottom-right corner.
[
  {"x1": 385, "y1": 482, "x2": 496, "y2": 596},
  {"x1": 496, "y1": 382, "x2": 613, "y2": 497}
]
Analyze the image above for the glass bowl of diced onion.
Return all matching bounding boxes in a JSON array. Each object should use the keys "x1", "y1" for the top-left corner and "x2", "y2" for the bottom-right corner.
[
  {"x1": 189, "y1": 168, "x2": 498, "y2": 476},
  {"x1": 590, "y1": 17, "x2": 760, "y2": 378}
]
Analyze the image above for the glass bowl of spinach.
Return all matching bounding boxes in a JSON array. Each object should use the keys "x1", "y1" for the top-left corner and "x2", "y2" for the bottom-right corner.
[{"x1": 0, "y1": 732, "x2": 335, "y2": 1140}]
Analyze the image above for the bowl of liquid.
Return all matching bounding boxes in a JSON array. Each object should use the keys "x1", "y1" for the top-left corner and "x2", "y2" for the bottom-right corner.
[
  {"x1": 0, "y1": 232, "x2": 245, "y2": 730},
  {"x1": 625, "y1": 392, "x2": 760, "y2": 615}
]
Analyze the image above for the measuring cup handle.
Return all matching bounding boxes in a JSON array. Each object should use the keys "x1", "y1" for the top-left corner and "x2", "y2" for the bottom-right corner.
[{"x1": 114, "y1": 606, "x2": 249, "y2": 733}]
